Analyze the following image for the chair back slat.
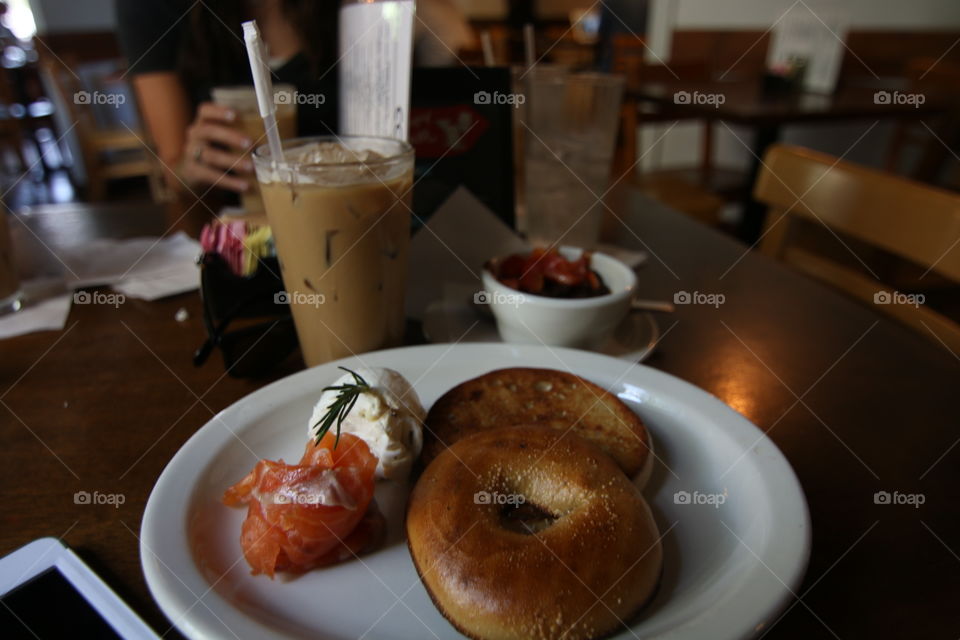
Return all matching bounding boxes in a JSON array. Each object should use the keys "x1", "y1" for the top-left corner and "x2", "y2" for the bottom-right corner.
[{"x1": 756, "y1": 145, "x2": 960, "y2": 283}]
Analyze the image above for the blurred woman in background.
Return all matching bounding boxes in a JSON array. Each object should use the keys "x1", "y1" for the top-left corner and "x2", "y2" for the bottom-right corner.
[{"x1": 116, "y1": 0, "x2": 339, "y2": 198}]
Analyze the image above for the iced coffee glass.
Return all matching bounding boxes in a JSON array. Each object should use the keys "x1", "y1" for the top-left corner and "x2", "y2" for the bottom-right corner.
[
  {"x1": 211, "y1": 85, "x2": 297, "y2": 213},
  {"x1": 253, "y1": 136, "x2": 414, "y2": 366}
]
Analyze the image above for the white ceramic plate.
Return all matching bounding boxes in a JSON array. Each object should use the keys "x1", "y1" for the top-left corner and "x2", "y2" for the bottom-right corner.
[
  {"x1": 141, "y1": 344, "x2": 810, "y2": 640},
  {"x1": 422, "y1": 299, "x2": 660, "y2": 362}
]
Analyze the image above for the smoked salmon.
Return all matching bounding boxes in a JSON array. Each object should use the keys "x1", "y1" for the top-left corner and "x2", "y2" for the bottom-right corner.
[{"x1": 223, "y1": 432, "x2": 380, "y2": 577}]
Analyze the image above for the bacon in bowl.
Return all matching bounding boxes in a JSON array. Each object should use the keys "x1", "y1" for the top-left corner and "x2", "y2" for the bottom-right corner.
[{"x1": 486, "y1": 247, "x2": 610, "y2": 298}]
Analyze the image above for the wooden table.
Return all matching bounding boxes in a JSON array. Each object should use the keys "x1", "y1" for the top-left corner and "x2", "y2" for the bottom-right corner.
[
  {"x1": 2, "y1": 196, "x2": 959, "y2": 639},
  {"x1": 631, "y1": 80, "x2": 958, "y2": 242}
]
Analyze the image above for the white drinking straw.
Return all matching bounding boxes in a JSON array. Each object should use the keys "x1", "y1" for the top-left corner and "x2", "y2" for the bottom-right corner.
[
  {"x1": 523, "y1": 23, "x2": 535, "y2": 68},
  {"x1": 241, "y1": 20, "x2": 284, "y2": 164},
  {"x1": 480, "y1": 30, "x2": 495, "y2": 67}
]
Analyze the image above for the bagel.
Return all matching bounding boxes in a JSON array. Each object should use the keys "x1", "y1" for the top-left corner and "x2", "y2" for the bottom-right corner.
[
  {"x1": 407, "y1": 425, "x2": 662, "y2": 640},
  {"x1": 422, "y1": 367, "x2": 654, "y2": 486}
]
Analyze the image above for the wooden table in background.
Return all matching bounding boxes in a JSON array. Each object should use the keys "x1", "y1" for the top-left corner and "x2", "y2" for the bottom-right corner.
[
  {"x1": 630, "y1": 80, "x2": 958, "y2": 242},
  {"x1": 2, "y1": 195, "x2": 958, "y2": 638}
]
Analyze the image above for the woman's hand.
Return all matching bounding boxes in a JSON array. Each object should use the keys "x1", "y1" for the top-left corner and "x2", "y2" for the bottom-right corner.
[{"x1": 180, "y1": 102, "x2": 253, "y2": 193}]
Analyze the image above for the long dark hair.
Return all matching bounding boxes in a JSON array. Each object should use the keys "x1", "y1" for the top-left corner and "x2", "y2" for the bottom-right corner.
[{"x1": 179, "y1": 0, "x2": 339, "y2": 91}]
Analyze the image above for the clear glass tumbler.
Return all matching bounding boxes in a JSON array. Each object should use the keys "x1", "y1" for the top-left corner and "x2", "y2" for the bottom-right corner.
[
  {"x1": 522, "y1": 72, "x2": 624, "y2": 248},
  {"x1": 211, "y1": 85, "x2": 297, "y2": 213}
]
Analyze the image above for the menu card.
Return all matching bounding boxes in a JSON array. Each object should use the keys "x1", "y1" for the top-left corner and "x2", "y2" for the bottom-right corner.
[
  {"x1": 339, "y1": 0, "x2": 415, "y2": 140},
  {"x1": 767, "y1": 2, "x2": 848, "y2": 93}
]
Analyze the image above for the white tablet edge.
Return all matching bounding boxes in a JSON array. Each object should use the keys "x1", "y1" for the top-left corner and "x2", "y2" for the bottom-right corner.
[{"x1": 0, "y1": 537, "x2": 160, "y2": 640}]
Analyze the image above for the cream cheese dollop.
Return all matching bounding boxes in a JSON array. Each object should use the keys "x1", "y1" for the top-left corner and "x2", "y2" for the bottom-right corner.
[{"x1": 308, "y1": 367, "x2": 425, "y2": 482}]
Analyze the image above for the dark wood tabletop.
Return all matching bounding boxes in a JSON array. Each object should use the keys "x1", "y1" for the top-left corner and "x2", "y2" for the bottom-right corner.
[
  {"x1": 631, "y1": 79, "x2": 955, "y2": 126},
  {"x1": 2, "y1": 194, "x2": 958, "y2": 639}
]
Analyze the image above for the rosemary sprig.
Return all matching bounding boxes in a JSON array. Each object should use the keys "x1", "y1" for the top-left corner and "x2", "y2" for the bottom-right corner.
[{"x1": 312, "y1": 367, "x2": 370, "y2": 448}]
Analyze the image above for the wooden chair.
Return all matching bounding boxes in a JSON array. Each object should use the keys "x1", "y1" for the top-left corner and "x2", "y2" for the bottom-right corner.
[
  {"x1": 662, "y1": 29, "x2": 769, "y2": 196},
  {"x1": 610, "y1": 35, "x2": 725, "y2": 225},
  {"x1": 838, "y1": 30, "x2": 960, "y2": 86},
  {"x1": 0, "y1": 67, "x2": 28, "y2": 171},
  {"x1": 612, "y1": 30, "x2": 773, "y2": 226},
  {"x1": 610, "y1": 34, "x2": 645, "y2": 172},
  {"x1": 669, "y1": 29, "x2": 772, "y2": 81},
  {"x1": 0, "y1": 59, "x2": 62, "y2": 176},
  {"x1": 755, "y1": 144, "x2": 960, "y2": 353},
  {"x1": 883, "y1": 56, "x2": 960, "y2": 185},
  {"x1": 39, "y1": 55, "x2": 168, "y2": 202}
]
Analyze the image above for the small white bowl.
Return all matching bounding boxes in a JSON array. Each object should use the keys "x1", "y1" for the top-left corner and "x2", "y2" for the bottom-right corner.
[{"x1": 480, "y1": 246, "x2": 637, "y2": 348}]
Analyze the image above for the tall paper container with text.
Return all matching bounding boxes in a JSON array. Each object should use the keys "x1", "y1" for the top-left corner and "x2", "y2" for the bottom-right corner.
[{"x1": 339, "y1": 0, "x2": 415, "y2": 141}]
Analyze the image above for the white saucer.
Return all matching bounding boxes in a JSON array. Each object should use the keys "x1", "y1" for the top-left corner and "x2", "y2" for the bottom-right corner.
[{"x1": 422, "y1": 298, "x2": 660, "y2": 362}]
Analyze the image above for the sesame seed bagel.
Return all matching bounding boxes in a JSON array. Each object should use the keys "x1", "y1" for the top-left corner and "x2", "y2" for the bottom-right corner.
[
  {"x1": 422, "y1": 368, "x2": 654, "y2": 487},
  {"x1": 407, "y1": 425, "x2": 662, "y2": 640}
]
